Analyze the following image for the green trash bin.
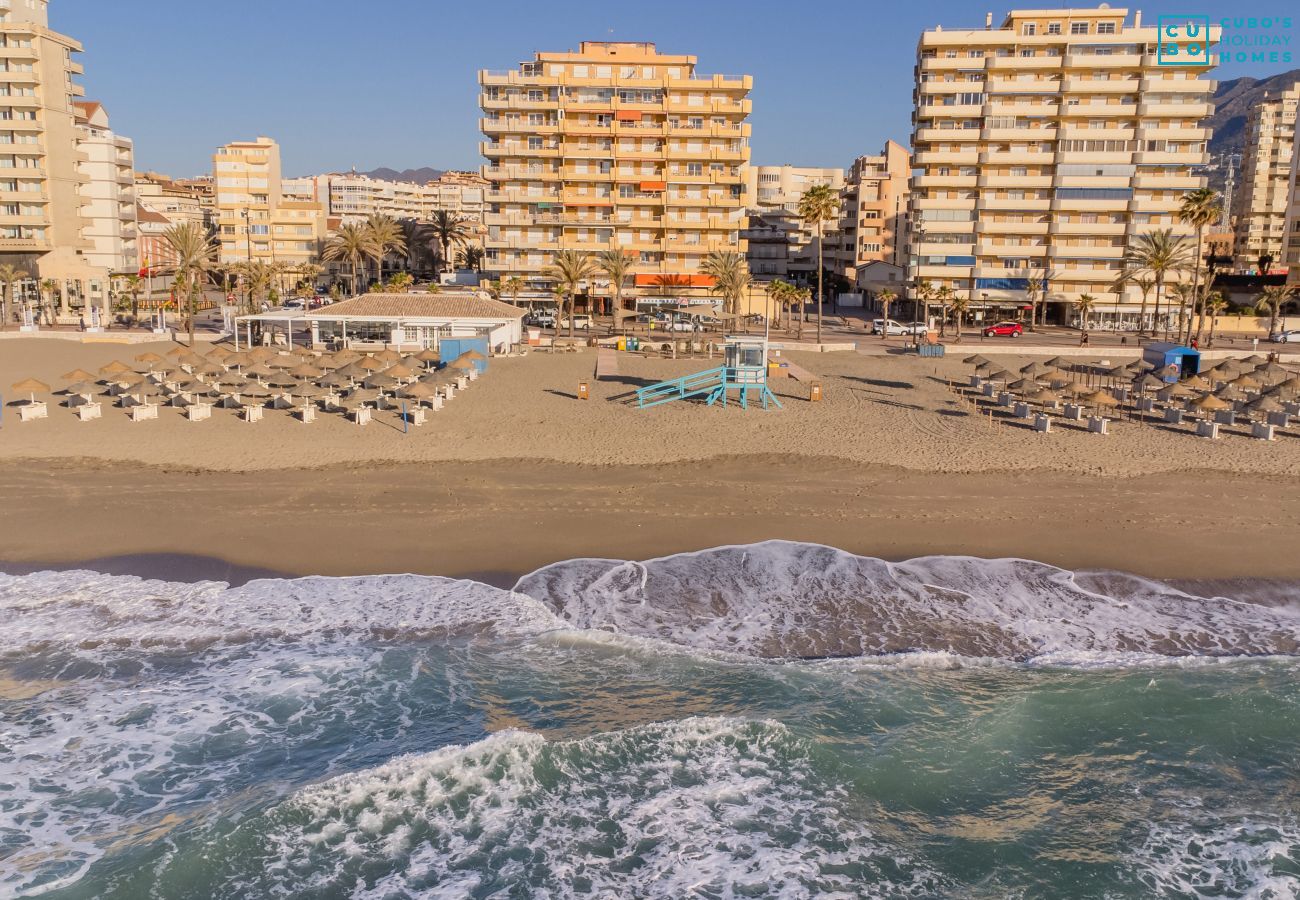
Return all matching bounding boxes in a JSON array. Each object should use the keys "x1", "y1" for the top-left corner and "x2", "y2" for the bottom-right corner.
[{"x1": 627, "y1": 337, "x2": 639, "y2": 351}]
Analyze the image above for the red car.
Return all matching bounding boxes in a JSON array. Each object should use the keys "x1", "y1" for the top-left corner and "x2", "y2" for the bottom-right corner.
[{"x1": 983, "y1": 321, "x2": 1024, "y2": 338}]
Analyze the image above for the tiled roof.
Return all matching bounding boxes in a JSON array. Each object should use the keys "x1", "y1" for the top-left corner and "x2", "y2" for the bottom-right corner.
[{"x1": 309, "y1": 293, "x2": 527, "y2": 320}]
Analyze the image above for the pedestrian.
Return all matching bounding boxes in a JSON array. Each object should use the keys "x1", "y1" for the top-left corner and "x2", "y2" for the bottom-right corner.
[{"x1": 78, "y1": 315, "x2": 85, "y2": 332}]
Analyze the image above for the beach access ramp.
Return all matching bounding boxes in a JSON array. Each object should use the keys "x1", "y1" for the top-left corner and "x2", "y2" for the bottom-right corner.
[{"x1": 635, "y1": 366, "x2": 726, "y2": 408}]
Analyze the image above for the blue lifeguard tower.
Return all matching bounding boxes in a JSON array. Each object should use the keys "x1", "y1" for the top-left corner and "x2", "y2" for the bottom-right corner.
[
  {"x1": 635, "y1": 335, "x2": 783, "y2": 410},
  {"x1": 1142, "y1": 342, "x2": 1201, "y2": 382}
]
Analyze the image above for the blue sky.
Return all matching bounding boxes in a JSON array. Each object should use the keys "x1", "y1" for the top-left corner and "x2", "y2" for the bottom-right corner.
[{"x1": 59, "y1": 1, "x2": 1296, "y2": 177}]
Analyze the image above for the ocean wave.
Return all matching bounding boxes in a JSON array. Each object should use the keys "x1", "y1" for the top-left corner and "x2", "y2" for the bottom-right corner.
[
  {"x1": 514, "y1": 541, "x2": 1300, "y2": 661},
  {"x1": 177, "y1": 716, "x2": 945, "y2": 898},
  {"x1": 1132, "y1": 816, "x2": 1300, "y2": 898}
]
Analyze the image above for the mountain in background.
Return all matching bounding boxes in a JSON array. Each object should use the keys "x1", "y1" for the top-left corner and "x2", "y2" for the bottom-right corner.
[
  {"x1": 1206, "y1": 68, "x2": 1300, "y2": 190},
  {"x1": 358, "y1": 167, "x2": 445, "y2": 184}
]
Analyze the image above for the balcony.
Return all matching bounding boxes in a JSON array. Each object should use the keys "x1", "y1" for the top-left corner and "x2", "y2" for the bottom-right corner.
[
  {"x1": 919, "y1": 104, "x2": 987, "y2": 120},
  {"x1": 1051, "y1": 196, "x2": 1127, "y2": 212},
  {"x1": 1132, "y1": 151, "x2": 1208, "y2": 166},
  {"x1": 1140, "y1": 75, "x2": 1216, "y2": 93},
  {"x1": 914, "y1": 127, "x2": 981, "y2": 143},
  {"x1": 914, "y1": 241, "x2": 977, "y2": 256},
  {"x1": 918, "y1": 56, "x2": 988, "y2": 72},
  {"x1": 1131, "y1": 196, "x2": 1184, "y2": 213},
  {"x1": 985, "y1": 101, "x2": 1059, "y2": 117},
  {"x1": 988, "y1": 56, "x2": 1061, "y2": 71},
  {"x1": 914, "y1": 174, "x2": 978, "y2": 188},
  {"x1": 977, "y1": 219, "x2": 1050, "y2": 234},
  {"x1": 1054, "y1": 150, "x2": 1136, "y2": 165},
  {"x1": 913, "y1": 150, "x2": 980, "y2": 165},
  {"x1": 1058, "y1": 102, "x2": 1137, "y2": 118},
  {"x1": 979, "y1": 150, "x2": 1054, "y2": 164},
  {"x1": 1062, "y1": 77, "x2": 1139, "y2": 93},
  {"x1": 1137, "y1": 100, "x2": 1213, "y2": 118},
  {"x1": 1132, "y1": 173, "x2": 1204, "y2": 190},
  {"x1": 481, "y1": 118, "x2": 559, "y2": 134},
  {"x1": 981, "y1": 126, "x2": 1057, "y2": 142},
  {"x1": 980, "y1": 197, "x2": 1052, "y2": 211},
  {"x1": 1049, "y1": 244, "x2": 1124, "y2": 259},
  {"x1": 978, "y1": 174, "x2": 1052, "y2": 188},
  {"x1": 1063, "y1": 52, "x2": 1142, "y2": 69},
  {"x1": 979, "y1": 243, "x2": 1048, "y2": 257},
  {"x1": 1137, "y1": 125, "x2": 1209, "y2": 142},
  {"x1": 1058, "y1": 125, "x2": 1134, "y2": 142},
  {"x1": 481, "y1": 95, "x2": 558, "y2": 111},
  {"x1": 1054, "y1": 175, "x2": 1132, "y2": 190},
  {"x1": 987, "y1": 78, "x2": 1060, "y2": 94},
  {"x1": 1053, "y1": 221, "x2": 1126, "y2": 235}
]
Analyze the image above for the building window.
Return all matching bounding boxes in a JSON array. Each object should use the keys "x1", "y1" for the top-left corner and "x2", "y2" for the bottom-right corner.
[
  {"x1": 1097, "y1": 22, "x2": 1116, "y2": 34},
  {"x1": 1070, "y1": 22, "x2": 1089, "y2": 34},
  {"x1": 1022, "y1": 23, "x2": 1036, "y2": 35},
  {"x1": 1047, "y1": 22, "x2": 1062, "y2": 34}
]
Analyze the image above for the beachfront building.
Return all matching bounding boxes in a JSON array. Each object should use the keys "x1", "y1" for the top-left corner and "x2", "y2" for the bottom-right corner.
[
  {"x1": 212, "y1": 137, "x2": 327, "y2": 273},
  {"x1": 910, "y1": 7, "x2": 1218, "y2": 328},
  {"x1": 835, "y1": 143, "x2": 911, "y2": 289},
  {"x1": 742, "y1": 165, "x2": 844, "y2": 282},
  {"x1": 478, "y1": 41, "x2": 752, "y2": 311},
  {"x1": 0, "y1": 0, "x2": 111, "y2": 325},
  {"x1": 73, "y1": 101, "x2": 137, "y2": 276},
  {"x1": 1230, "y1": 84, "x2": 1298, "y2": 274},
  {"x1": 1283, "y1": 116, "x2": 1300, "y2": 287},
  {"x1": 135, "y1": 172, "x2": 215, "y2": 232}
]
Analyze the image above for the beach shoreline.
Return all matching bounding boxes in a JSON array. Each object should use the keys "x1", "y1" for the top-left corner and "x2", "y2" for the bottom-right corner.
[{"x1": 4, "y1": 456, "x2": 1298, "y2": 585}]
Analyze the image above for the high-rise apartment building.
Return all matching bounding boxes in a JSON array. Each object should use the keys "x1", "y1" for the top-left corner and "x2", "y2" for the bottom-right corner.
[
  {"x1": 479, "y1": 41, "x2": 751, "y2": 308},
  {"x1": 1282, "y1": 115, "x2": 1300, "y2": 285},
  {"x1": 212, "y1": 137, "x2": 325, "y2": 272},
  {"x1": 73, "y1": 101, "x2": 136, "y2": 275},
  {"x1": 1230, "y1": 84, "x2": 1298, "y2": 273},
  {"x1": 742, "y1": 165, "x2": 844, "y2": 281},
  {"x1": 305, "y1": 170, "x2": 489, "y2": 227},
  {"x1": 911, "y1": 8, "x2": 1218, "y2": 328},
  {"x1": 835, "y1": 142, "x2": 911, "y2": 284},
  {"x1": 135, "y1": 172, "x2": 214, "y2": 232},
  {"x1": 1, "y1": 0, "x2": 110, "y2": 323}
]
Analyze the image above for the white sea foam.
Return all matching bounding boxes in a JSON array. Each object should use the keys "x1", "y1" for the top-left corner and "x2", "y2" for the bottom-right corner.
[
  {"x1": 1133, "y1": 817, "x2": 1300, "y2": 899},
  {"x1": 514, "y1": 541, "x2": 1300, "y2": 660},
  {"x1": 223, "y1": 716, "x2": 945, "y2": 898}
]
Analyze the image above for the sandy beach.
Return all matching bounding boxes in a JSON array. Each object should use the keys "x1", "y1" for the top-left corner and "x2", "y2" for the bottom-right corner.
[{"x1": 2, "y1": 337, "x2": 1299, "y2": 583}]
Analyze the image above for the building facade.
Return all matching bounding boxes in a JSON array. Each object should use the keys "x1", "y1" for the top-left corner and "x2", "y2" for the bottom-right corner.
[
  {"x1": 741, "y1": 165, "x2": 844, "y2": 281},
  {"x1": 1, "y1": 0, "x2": 110, "y2": 323},
  {"x1": 306, "y1": 170, "x2": 489, "y2": 226},
  {"x1": 1283, "y1": 115, "x2": 1300, "y2": 285},
  {"x1": 212, "y1": 137, "x2": 326, "y2": 272},
  {"x1": 1230, "y1": 84, "x2": 1298, "y2": 274},
  {"x1": 836, "y1": 142, "x2": 911, "y2": 286},
  {"x1": 478, "y1": 41, "x2": 751, "y2": 308},
  {"x1": 73, "y1": 101, "x2": 136, "y2": 275},
  {"x1": 910, "y1": 7, "x2": 1218, "y2": 327},
  {"x1": 135, "y1": 172, "x2": 214, "y2": 232}
]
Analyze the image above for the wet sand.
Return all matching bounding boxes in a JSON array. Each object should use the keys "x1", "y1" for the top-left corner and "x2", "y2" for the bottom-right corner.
[{"x1": 2, "y1": 458, "x2": 1298, "y2": 584}]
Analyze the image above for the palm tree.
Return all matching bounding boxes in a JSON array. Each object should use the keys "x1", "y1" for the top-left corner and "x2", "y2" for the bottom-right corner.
[
  {"x1": 1133, "y1": 274, "x2": 1155, "y2": 335},
  {"x1": 876, "y1": 288, "x2": 897, "y2": 340},
  {"x1": 1169, "y1": 282, "x2": 1194, "y2": 341},
  {"x1": 1074, "y1": 293, "x2": 1097, "y2": 337},
  {"x1": 121, "y1": 273, "x2": 143, "y2": 321},
  {"x1": 400, "y1": 219, "x2": 430, "y2": 273},
  {"x1": 1178, "y1": 188, "x2": 1222, "y2": 345},
  {"x1": 1123, "y1": 229, "x2": 1193, "y2": 339},
  {"x1": 428, "y1": 210, "x2": 472, "y2": 275},
  {"x1": 596, "y1": 249, "x2": 635, "y2": 323},
  {"x1": 948, "y1": 293, "x2": 970, "y2": 343},
  {"x1": 544, "y1": 248, "x2": 597, "y2": 341},
  {"x1": 364, "y1": 214, "x2": 406, "y2": 287},
  {"x1": 1255, "y1": 285, "x2": 1295, "y2": 338},
  {"x1": 162, "y1": 221, "x2": 218, "y2": 346},
  {"x1": 501, "y1": 276, "x2": 525, "y2": 308},
  {"x1": 1258, "y1": 253, "x2": 1275, "y2": 276},
  {"x1": 0, "y1": 263, "x2": 28, "y2": 329},
  {"x1": 386, "y1": 272, "x2": 415, "y2": 292},
  {"x1": 457, "y1": 245, "x2": 485, "y2": 273},
  {"x1": 701, "y1": 250, "x2": 751, "y2": 326},
  {"x1": 40, "y1": 278, "x2": 59, "y2": 326},
  {"x1": 934, "y1": 285, "x2": 955, "y2": 337},
  {"x1": 322, "y1": 223, "x2": 376, "y2": 297},
  {"x1": 913, "y1": 278, "x2": 934, "y2": 330},
  {"x1": 1204, "y1": 292, "x2": 1228, "y2": 346},
  {"x1": 796, "y1": 183, "x2": 839, "y2": 343}
]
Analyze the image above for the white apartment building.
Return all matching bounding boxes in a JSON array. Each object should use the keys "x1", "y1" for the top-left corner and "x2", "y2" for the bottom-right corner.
[
  {"x1": 911, "y1": 7, "x2": 1218, "y2": 328},
  {"x1": 306, "y1": 171, "x2": 489, "y2": 225},
  {"x1": 742, "y1": 165, "x2": 844, "y2": 281},
  {"x1": 212, "y1": 137, "x2": 326, "y2": 270},
  {"x1": 1230, "y1": 84, "x2": 1298, "y2": 273},
  {"x1": 74, "y1": 101, "x2": 136, "y2": 274}
]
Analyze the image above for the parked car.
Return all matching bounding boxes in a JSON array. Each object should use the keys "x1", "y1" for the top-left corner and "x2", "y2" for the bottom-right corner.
[
  {"x1": 1271, "y1": 330, "x2": 1300, "y2": 343},
  {"x1": 657, "y1": 314, "x2": 702, "y2": 332},
  {"x1": 871, "y1": 318, "x2": 928, "y2": 336},
  {"x1": 559, "y1": 314, "x2": 593, "y2": 331},
  {"x1": 281, "y1": 298, "x2": 305, "y2": 310},
  {"x1": 983, "y1": 321, "x2": 1024, "y2": 337},
  {"x1": 525, "y1": 310, "x2": 556, "y2": 328}
]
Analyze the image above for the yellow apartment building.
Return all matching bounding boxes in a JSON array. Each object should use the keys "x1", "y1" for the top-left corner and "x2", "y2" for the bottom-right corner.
[
  {"x1": 1, "y1": 0, "x2": 111, "y2": 326},
  {"x1": 1230, "y1": 84, "x2": 1297, "y2": 273},
  {"x1": 911, "y1": 8, "x2": 1218, "y2": 328},
  {"x1": 213, "y1": 137, "x2": 325, "y2": 275},
  {"x1": 478, "y1": 41, "x2": 751, "y2": 311}
]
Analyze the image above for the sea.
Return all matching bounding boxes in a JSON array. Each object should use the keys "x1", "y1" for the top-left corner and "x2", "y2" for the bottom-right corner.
[{"x1": 2, "y1": 541, "x2": 1298, "y2": 899}]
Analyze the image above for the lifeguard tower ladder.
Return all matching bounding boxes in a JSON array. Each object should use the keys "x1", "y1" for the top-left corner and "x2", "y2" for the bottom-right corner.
[{"x1": 635, "y1": 336, "x2": 783, "y2": 410}]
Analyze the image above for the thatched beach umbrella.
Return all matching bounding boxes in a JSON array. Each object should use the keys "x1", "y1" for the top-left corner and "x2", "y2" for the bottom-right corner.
[
  {"x1": 1188, "y1": 393, "x2": 1230, "y2": 415},
  {"x1": 331, "y1": 348, "x2": 361, "y2": 365},
  {"x1": 99, "y1": 360, "x2": 133, "y2": 378},
  {"x1": 975, "y1": 362, "x2": 998, "y2": 375},
  {"x1": 374, "y1": 349, "x2": 403, "y2": 364},
  {"x1": 1214, "y1": 385, "x2": 1246, "y2": 403},
  {"x1": 1247, "y1": 395, "x2": 1285, "y2": 416},
  {"x1": 1243, "y1": 354, "x2": 1267, "y2": 366},
  {"x1": 1019, "y1": 361, "x2": 1050, "y2": 377},
  {"x1": 134, "y1": 351, "x2": 165, "y2": 365},
  {"x1": 63, "y1": 380, "x2": 99, "y2": 397},
  {"x1": 1008, "y1": 378, "x2": 1039, "y2": 393},
  {"x1": 363, "y1": 373, "x2": 398, "y2": 389},
  {"x1": 10, "y1": 378, "x2": 50, "y2": 404},
  {"x1": 205, "y1": 345, "x2": 233, "y2": 360},
  {"x1": 1231, "y1": 374, "x2": 1262, "y2": 392},
  {"x1": 61, "y1": 368, "x2": 98, "y2": 383},
  {"x1": 265, "y1": 372, "x2": 299, "y2": 389},
  {"x1": 398, "y1": 382, "x2": 439, "y2": 403},
  {"x1": 383, "y1": 363, "x2": 417, "y2": 380},
  {"x1": 963, "y1": 354, "x2": 990, "y2": 366},
  {"x1": 1182, "y1": 374, "x2": 1211, "y2": 391},
  {"x1": 1057, "y1": 381, "x2": 1089, "y2": 397},
  {"x1": 289, "y1": 363, "x2": 325, "y2": 380},
  {"x1": 412, "y1": 348, "x2": 441, "y2": 367},
  {"x1": 1043, "y1": 356, "x2": 1067, "y2": 369},
  {"x1": 243, "y1": 362, "x2": 276, "y2": 379},
  {"x1": 449, "y1": 357, "x2": 475, "y2": 371},
  {"x1": 1157, "y1": 382, "x2": 1197, "y2": 402},
  {"x1": 335, "y1": 361, "x2": 369, "y2": 379},
  {"x1": 357, "y1": 355, "x2": 384, "y2": 372},
  {"x1": 343, "y1": 387, "x2": 381, "y2": 407},
  {"x1": 1082, "y1": 390, "x2": 1120, "y2": 411},
  {"x1": 290, "y1": 383, "x2": 323, "y2": 402},
  {"x1": 316, "y1": 372, "x2": 352, "y2": 389},
  {"x1": 1133, "y1": 373, "x2": 1165, "y2": 392}
]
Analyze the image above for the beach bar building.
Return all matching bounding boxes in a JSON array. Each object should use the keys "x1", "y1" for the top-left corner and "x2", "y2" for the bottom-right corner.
[{"x1": 1143, "y1": 343, "x2": 1202, "y2": 382}]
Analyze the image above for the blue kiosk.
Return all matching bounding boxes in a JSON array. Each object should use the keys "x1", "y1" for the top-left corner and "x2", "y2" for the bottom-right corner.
[
  {"x1": 635, "y1": 336, "x2": 783, "y2": 410},
  {"x1": 1142, "y1": 342, "x2": 1202, "y2": 383}
]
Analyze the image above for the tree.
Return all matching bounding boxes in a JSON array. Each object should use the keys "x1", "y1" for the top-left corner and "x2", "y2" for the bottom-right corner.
[
  {"x1": 39, "y1": 278, "x2": 59, "y2": 326},
  {"x1": 1204, "y1": 292, "x2": 1227, "y2": 346},
  {"x1": 934, "y1": 285, "x2": 955, "y2": 337},
  {"x1": 1177, "y1": 188, "x2": 1222, "y2": 346},
  {"x1": 1133, "y1": 274, "x2": 1155, "y2": 335},
  {"x1": 322, "y1": 223, "x2": 376, "y2": 297},
  {"x1": 1255, "y1": 285, "x2": 1295, "y2": 338},
  {"x1": 877, "y1": 288, "x2": 897, "y2": 340},
  {"x1": 796, "y1": 183, "x2": 839, "y2": 343},
  {"x1": 1258, "y1": 253, "x2": 1275, "y2": 276},
  {"x1": 1123, "y1": 229, "x2": 1193, "y2": 339},
  {"x1": 0, "y1": 263, "x2": 28, "y2": 329},
  {"x1": 1169, "y1": 282, "x2": 1194, "y2": 340},
  {"x1": 386, "y1": 272, "x2": 414, "y2": 292},
  {"x1": 162, "y1": 221, "x2": 218, "y2": 346},
  {"x1": 948, "y1": 293, "x2": 970, "y2": 343},
  {"x1": 457, "y1": 245, "x2": 485, "y2": 273},
  {"x1": 364, "y1": 214, "x2": 406, "y2": 287},
  {"x1": 913, "y1": 278, "x2": 934, "y2": 330},
  {"x1": 1074, "y1": 293, "x2": 1097, "y2": 336},
  {"x1": 122, "y1": 273, "x2": 143, "y2": 321},
  {"x1": 596, "y1": 249, "x2": 635, "y2": 323},
  {"x1": 501, "y1": 276, "x2": 525, "y2": 307},
  {"x1": 701, "y1": 250, "x2": 751, "y2": 327},
  {"x1": 543, "y1": 248, "x2": 597, "y2": 341},
  {"x1": 428, "y1": 210, "x2": 472, "y2": 275},
  {"x1": 400, "y1": 219, "x2": 431, "y2": 273}
]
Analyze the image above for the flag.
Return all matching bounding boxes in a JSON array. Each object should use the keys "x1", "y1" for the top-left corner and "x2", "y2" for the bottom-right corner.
[{"x1": 138, "y1": 256, "x2": 150, "y2": 278}]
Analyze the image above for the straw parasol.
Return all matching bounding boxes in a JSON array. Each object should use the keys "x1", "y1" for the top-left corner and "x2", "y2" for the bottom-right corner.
[
  {"x1": 412, "y1": 348, "x2": 441, "y2": 366},
  {"x1": 217, "y1": 374, "x2": 250, "y2": 391},
  {"x1": 985, "y1": 369, "x2": 1012, "y2": 383},
  {"x1": 963, "y1": 354, "x2": 991, "y2": 366},
  {"x1": 1133, "y1": 373, "x2": 1165, "y2": 392},
  {"x1": 458, "y1": 349, "x2": 487, "y2": 362},
  {"x1": 1229, "y1": 374, "x2": 1261, "y2": 392},
  {"x1": 265, "y1": 373, "x2": 300, "y2": 389},
  {"x1": 357, "y1": 355, "x2": 384, "y2": 371},
  {"x1": 398, "y1": 382, "x2": 439, "y2": 402},
  {"x1": 1008, "y1": 378, "x2": 1039, "y2": 392},
  {"x1": 1214, "y1": 385, "x2": 1245, "y2": 402},
  {"x1": 383, "y1": 363, "x2": 417, "y2": 380},
  {"x1": 974, "y1": 362, "x2": 998, "y2": 375},
  {"x1": 165, "y1": 346, "x2": 188, "y2": 358},
  {"x1": 290, "y1": 383, "x2": 323, "y2": 402},
  {"x1": 343, "y1": 387, "x2": 381, "y2": 407},
  {"x1": 363, "y1": 373, "x2": 398, "y2": 389},
  {"x1": 99, "y1": 360, "x2": 133, "y2": 377},
  {"x1": 331, "y1": 348, "x2": 361, "y2": 364},
  {"x1": 1243, "y1": 354, "x2": 1267, "y2": 365},
  {"x1": 1247, "y1": 395, "x2": 1285, "y2": 415},
  {"x1": 247, "y1": 346, "x2": 277, "y2": 361},
  {"x1": 243, "y1": 362, "x2": 276, "y2": 378},
  {"x1": 11, "y1": 378, "x2": 50, "y2": 404},
  {"x1": 316, "y1": 372, "x2": 352, "y2": 389},
  {"x1": 59, "y1": 368, "x2": 97, "y2": 384},
  {"x1": 1182, "y1": 374, "x2": 1211, "y2": 390},
  {"x1": 289, "y1": 363, "x2": 325, "y2": 380},
  {"x1": 134, "y1": 351, "x2": 165, "y2": 365},
  {"x1": 193, "y1": 360, "x2": 225, "y2": 377},
  {"x1": 1019, "y1": 361, "x2": 1050, "y2": 376},
  {"x1": 63, "y1": 380, "x2": 99, "y2": 397},
  {"x1": 1057, "y1": 380, "x2": 1089, "y2": 397},
  {"x1": 1188, "y1": 393, "x2": 1230, "y2": 413},
  {"x1": 239, "y1": 383, "x2": 272, "y2": 400},
  {"x1": 205, "y1": 345, "x2": 233, "y2": 360},
  {"x1": 1043, "y1": 356, "x2": 1067, "y2": 369},
  {"x1": 1028, "y1": 387, "x2": 1062, "y2": 406},
  {"x1": 335, "y1": 361, "x2": 370, "y2": 379},
  {"x1": 1082, "y1": 390, "x2": 1120, "y2": 411},
  {"x1": 374, "y1": 348, "x2": 403, "y2": 364}
]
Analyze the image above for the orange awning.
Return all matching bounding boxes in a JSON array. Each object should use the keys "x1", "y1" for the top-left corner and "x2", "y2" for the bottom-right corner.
[
  {"x1": 633, "y1": 274, "x2": 716, "y2": 288},
  {"x1": 615, "y1": 110, "x2": 643, "y2": 121},
  {"x1": 638, "y1": 181, "x2": 666, "y2": 191}
]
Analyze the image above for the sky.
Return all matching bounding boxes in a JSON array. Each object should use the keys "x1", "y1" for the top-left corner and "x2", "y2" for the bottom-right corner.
[{"x1": 58, "y1": 0, "x2": 1298, "y2": 178}]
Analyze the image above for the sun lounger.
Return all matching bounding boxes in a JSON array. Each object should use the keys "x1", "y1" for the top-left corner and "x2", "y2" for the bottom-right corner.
[
  {"x1": 455, "y1": 374, "x2": 470, "y2": 390},
  {"x1": 1033, "y1": 414, "x2": 1051, "y2": 433},
  {"x1": 1087, "y1": 416, "x2": 1109, "y2": 435},
  {"x1": 351, "y1": 407, "x2": 371, "y2": 426},
  {"x1": 408, "y1": 407, "x2": 426, "y2": 427},
  {"x1": 467, "y1": 367, "x2": 479, "y2": 381},
  {"x1": 76, "y1": 402, "x2": 102, "y2": 422},
  {"x1": 1213, "y1": 410, "x2": 1235, "y2": 426},
  {"x1": 186, "y1": 403, "x2": 212, "y2": 422},
  {"x1": 440, "y1": 384, "x2": 455, "y2": 401},
  {"x1": 18, "y1": 401, "x2": 48, "y2": 422},
  {"x1": 1196, "y1": 420, "x2": 1220, "y2": 439},
  {"x1": 1163, "y1": 407, "x2": 1184, "y2": 424},
  {"x1": 298, "y1": 405, "x2": 316, "y2": 424},
  {"x1": 243, "y1": 405, "x2": 263, "y2": 423},
  {"x1": 129, "y1": 403, "x2": 158, "y2": 422},
  {"x1": 1252, "y1": 422, "x2": 1276, "y2": 441}
]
